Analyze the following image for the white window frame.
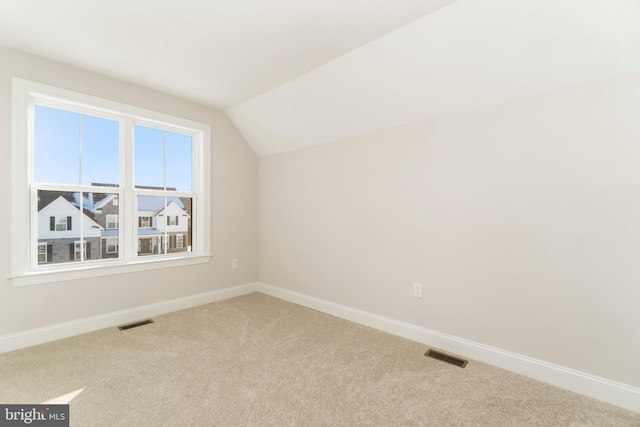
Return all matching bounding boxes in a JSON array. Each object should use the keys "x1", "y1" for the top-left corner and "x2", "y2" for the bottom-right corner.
[
  {"x1": 11, "y1": 78, "x2": 211, "y2": 286},
  {"x1": 176, "y1": 234, "x2": 184, "y2": 249},
  {"x1": 106, "y1": 214, "x2": 119, "y2": 230}
]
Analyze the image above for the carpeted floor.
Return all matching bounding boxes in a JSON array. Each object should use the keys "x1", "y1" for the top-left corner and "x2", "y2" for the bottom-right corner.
[{"x1": 0, "y1": 293, "x2": 638, "y2": 426}]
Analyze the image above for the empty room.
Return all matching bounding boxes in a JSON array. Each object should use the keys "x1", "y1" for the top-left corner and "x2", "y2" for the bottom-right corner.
[{"x1": 1, "y1": 0, "x2": 639, "y2": 425}]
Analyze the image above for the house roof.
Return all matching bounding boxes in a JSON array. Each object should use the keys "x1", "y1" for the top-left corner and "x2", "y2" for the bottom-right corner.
[
  {"x1": 38, "y1": 190, "x2": 186, "y2": 216},
  {"x1": 157, "y1": 202, "x2": 191, "y2": 219},
  {"x1": 138, "y1": 196, "x2": 185, "y2": 212},
  {"x1": 92, "y1": 194, "x2": 117, "y2": 212},
  {"x1": 1, "y1": 0, "x2": 638, "y2": 156},
  {"x1": 38, "y1": 191, "x2": 75, "y2": 211}
]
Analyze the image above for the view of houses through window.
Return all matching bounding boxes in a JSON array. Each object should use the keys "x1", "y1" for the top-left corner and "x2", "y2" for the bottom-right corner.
[
  {"x1": 135, "y1": 194, "x2": 192, "y2": 257},
  {"x1": 36, "y1": 190, "x2": 193, "y2": 264},
  {"x1": 33, "y1": 104, "x2": 194, "y2": 266}
]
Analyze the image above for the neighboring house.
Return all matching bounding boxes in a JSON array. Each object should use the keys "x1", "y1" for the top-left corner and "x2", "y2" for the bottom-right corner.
[
  {"x1": 37, "y1": 191, "x2": 191, "y2": 263},
  {"x1": 136, "y1": 196, "x2": 191, "y2": 255},
  {"x1": 37, "y1": 196, "x2": 103, "y2": 264}
]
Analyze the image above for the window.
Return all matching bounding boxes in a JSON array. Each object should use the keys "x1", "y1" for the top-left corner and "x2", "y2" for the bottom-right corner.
[
  {"x1": 55, "y1": 216, "x2": 70, "y2": 232},
  {"x1": 134, "y1": 125, "x2": 193, "y2": 257},
  {"x1": 176, "y1": 234, "x2": 184, "y2": 249},
  {"x1": 11, "y1": 78, "x2": 211, "y2": 286},
  {"x1": 106, "y1": 214, "x2": 119, "y2": 229},
  {"x1": 139, "y1": 216, "x2": 152, "y2": 228},
  {"x1": 106, "y1": 237, "x2": 118, "y2": 254},
  {"x1": 37, "y1": 243, "x2": 47, "y2": 264},
  {"x1": 74, "y1": 241, "x2": 87, "y2": 261}
]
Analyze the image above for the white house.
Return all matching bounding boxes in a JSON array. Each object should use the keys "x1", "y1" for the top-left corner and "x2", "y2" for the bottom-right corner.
[
  {"x1": 137, "y1": 196, "x2": 191, "y2": 255},
  {"x1": 37, "y1": 196, "x2": 103, "y2": 263}
]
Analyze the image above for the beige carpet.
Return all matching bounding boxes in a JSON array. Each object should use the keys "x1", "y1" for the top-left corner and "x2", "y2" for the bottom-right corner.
[{"x1": 0, "y1": 293, "x2": 638, "y2": 426}]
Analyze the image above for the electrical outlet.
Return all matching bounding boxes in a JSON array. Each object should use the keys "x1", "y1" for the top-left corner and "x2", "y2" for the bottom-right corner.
[
  {"x1": 232, "y1": 258, "x2": 239, "y2": 269},
  {"x1": 413, "y1": 283, "x2": 423, "y2": 298}
]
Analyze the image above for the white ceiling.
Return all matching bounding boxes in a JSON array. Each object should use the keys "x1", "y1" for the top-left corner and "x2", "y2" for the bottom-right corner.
[{"x1": 1, "y1": 0, "x2": 639, "y2": 157}]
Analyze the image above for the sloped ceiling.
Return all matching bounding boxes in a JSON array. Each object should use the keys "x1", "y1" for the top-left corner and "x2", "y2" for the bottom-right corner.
[{"x1": 1, "y1": 0, "x2": 639, "y2": 157}]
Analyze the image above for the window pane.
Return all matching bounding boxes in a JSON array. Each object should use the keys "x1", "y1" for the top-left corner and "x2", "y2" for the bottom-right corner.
[
  {"x1": 34, "y1": 105, "x2": 80, "y2": 184},
  {"x1": 181, "y1": 197, "x2": 193, "y2": 253},
  {"x1": 166, "y1": 132, "x2": 192, "y2": 191},
  {"x1": 137, "y1": 195, "x2": 163, "y2": 256},
  {"x1": 86, "y1": 192, "x2": 120, "y2": 260},
  {"x1": 34, "y1": 106, "x2": 119, "y2": 187},
  {"x1": 81, "y1": 115, "x2": 119, "y2": 186},
  {"x1": 134, "y1": 125, "x2": 192, "y2": 191},
  {"x1": 167, "y1": 196, "x2": 192, "y2": 254},
  {"x1": 37, "y1": 190, "x2": 100, "y2": 264},
  {"x1": 134, "y1": 125, "x2": 164, "y2": 189},
  {"x1": 36, "y1": 190, "x2": 120, "y2": 263},
  {"x1": 137, "y1": 194, "x2": 192, "y2": 256},
  {"x1": 38, "y1": 190, "x2": 77, "y2": 264}
]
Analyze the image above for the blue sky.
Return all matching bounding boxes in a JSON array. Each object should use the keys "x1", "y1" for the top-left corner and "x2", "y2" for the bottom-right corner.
[
  {"x1": 134, "y1": 125, "x2": 192, "y2": 191},
  {"x1": 34, "y1": 105, "x2": 192, "y2": 191}
]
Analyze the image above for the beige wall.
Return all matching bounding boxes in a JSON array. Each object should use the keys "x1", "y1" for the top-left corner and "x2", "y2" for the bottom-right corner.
[
  {"x1": 258, "y1": 73, "x2": 640, "y2": 387},
  {"x1": 0, "y1": 46, "x2": 258, "y2": 335}
]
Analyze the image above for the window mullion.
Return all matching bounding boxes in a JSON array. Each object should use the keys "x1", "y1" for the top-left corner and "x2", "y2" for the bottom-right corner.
[
  {"x1": 163, "y1": 131, "x2": 168, "y2": 255},
  {"x1": 29, "y1": 185, "x2": 39, "y2": 270},
  {"x1": 123, "y1": 117, "x2": 134, "y2": 261},
  {"x1": 79, "y1": 114, "x2": 84, "y2": 262}
]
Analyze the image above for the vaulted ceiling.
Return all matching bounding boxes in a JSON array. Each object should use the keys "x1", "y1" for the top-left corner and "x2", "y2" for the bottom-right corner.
[{"x1": 1, "y1": 0, "x2": 639, "y2": 156}]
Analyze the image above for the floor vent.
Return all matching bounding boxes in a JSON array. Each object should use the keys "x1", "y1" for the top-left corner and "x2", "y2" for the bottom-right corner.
[
  {"x1": 118, "y1": 319, "x2": 154, "y2": 331},
  {"x1": 425, "y1": 349, "x2": 468, "y2": 368}
]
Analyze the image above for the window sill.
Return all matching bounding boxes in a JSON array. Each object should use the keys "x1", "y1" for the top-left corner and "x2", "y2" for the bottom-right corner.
[{"x1": 11, "y1": 254, "x2": 212, "y2": 287}]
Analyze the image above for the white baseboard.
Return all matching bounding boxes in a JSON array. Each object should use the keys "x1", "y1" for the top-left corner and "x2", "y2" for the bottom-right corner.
[
  {"x1": 257, "y1": 282, "x2": 640, "y2": 413},
  {"x1": 0, "y1": 282, "x2": 259, "y2": 355}
]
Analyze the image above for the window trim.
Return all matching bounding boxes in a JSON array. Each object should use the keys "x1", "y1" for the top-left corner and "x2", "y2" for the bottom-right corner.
[{"x1": 11, "y1": 77, "x2": 212, "y2": 286}]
